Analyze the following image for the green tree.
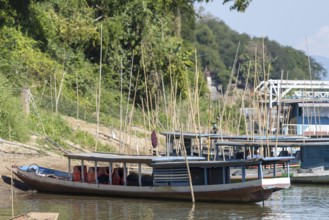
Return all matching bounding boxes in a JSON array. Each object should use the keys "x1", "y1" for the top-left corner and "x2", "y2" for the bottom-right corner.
[{"x1": 0, "y1": 74, "x2": 29, "y2": 142}]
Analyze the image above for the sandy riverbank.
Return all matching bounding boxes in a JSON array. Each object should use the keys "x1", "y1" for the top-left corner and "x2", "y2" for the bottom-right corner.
[{"x1": 0, "y1": 139, "x2": 69, "y2": 194}]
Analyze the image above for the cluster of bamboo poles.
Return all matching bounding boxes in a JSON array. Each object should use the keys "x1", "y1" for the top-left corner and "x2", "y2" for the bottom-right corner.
[
  {"x1": 91, "y1": 34, "x2": 286, "y2": 156},
  {"x1": 33, "y1": 25, "x2": 314, "y2": 159}
]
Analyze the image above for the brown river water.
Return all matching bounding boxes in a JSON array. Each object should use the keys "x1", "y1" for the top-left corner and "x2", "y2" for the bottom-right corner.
[{"x1": 1, "y1": 184, "x2": 329, "y2": 220}]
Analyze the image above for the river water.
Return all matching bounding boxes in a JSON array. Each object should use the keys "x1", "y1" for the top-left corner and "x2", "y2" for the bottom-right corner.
[{"x1": 1, "y1": 184, "x2": 329, "y2": 220}]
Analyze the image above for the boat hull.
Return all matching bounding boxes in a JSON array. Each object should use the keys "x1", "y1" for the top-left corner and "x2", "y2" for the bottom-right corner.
[
  {"x1": 13, "y1": 168, "x2": 290, "y2": 203},
  {"x1": 291, "y1": 172, "x2": 329, "y2": 184}
]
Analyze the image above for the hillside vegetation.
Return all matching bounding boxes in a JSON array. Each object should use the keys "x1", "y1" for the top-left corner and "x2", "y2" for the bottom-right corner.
[{"x1": 0, "y1": 1, "x2": 326, "y2": 154}]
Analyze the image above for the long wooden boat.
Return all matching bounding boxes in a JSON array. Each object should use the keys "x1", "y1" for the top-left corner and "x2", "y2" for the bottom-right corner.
[{"x1": 12, "y1": 153, "x2": 293, "y2": 203}]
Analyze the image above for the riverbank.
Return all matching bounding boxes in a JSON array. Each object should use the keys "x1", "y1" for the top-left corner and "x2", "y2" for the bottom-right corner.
[
  {"x1": 0, "y1": 133, "x2": 75, "y2": 203},
  {"x1": 0, "y1": 150, "x2": 67, "y2": 213}
]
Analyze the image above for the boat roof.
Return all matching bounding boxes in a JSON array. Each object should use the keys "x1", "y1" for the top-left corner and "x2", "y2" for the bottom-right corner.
[
  {"x1": 160, "y1": 131, "x2": 308, "y2": 141},
  {"x1": 160, "y1": 131, "x2": 217, "y2": 139},
  {"x1": 160, "y1": 131, "x2": 329, "y2": 147},
  {"x1": 64, "y1": 153, "x2": 293, "y2": 167},
  {"x1": 64, "y1": 152, "x2": 205, "y2": 164},
  {"x1": 214, "y1": 140, "x2": 329, "y2": 147},
  {"x1": 150, "y1": 157, "x2": 295, "y2": 168}
]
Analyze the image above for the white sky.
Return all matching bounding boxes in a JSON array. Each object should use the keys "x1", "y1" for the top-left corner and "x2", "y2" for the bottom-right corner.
[{"x1": 194, "y1": 0, "x2": 329, "y2": 59}]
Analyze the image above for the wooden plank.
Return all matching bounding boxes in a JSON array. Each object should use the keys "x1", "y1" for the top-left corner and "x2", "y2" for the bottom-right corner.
[{"x1": 10, "y1": 212, "x2": 59, "y2": 220}]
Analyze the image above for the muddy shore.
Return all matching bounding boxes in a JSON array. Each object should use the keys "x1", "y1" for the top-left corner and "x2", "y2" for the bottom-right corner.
[{"x1": 0, "y1": 141, "x2": 68, "y2": 199}]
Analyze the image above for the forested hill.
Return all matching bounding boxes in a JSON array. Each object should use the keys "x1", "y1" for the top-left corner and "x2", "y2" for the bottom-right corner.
[{"x1": 187, "y1": 10, "x2": 326, "y2": 88}]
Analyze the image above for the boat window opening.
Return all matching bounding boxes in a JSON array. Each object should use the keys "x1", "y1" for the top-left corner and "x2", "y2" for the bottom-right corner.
[
  {"x1": 72, "y1": 165, "x2": 87, "y2": 182},
  {"x1": 207, "y1": 167, "x2": 229, "y2": 185},
  {"x1": 191, "y1": 168, "x2": 205, "y2": 185}
]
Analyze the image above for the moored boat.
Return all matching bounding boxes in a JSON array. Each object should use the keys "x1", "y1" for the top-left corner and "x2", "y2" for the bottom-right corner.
[{"x1": 12, "y1": 153, "x2": 293, "y2": 203}]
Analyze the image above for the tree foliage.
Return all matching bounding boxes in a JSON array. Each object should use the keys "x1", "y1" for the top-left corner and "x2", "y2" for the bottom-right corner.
[
  {"x1": 0, "y1": 74, "x2": 29, "y2": 142},
  {"x1": 222, "y1": 0, "x2": 252, "y2": 12},
  {"x1": 0, "y1": 0, "x2": 326, "y2": 141}
]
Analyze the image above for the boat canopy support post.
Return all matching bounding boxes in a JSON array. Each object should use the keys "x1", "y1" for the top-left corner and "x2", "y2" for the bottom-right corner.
[
  {"x1": 273, "y1": 162, "x2": 276, "y2": 178},
  {"x1": 95, "y1": 161, "x2": 98, "y2": 184},
  {"x1": 204, "y1": 167, "x2": 208, "y2": 185},
  {"x1": 258, "y1": 162, "x2": 263, "y2": 179},
  {"x1": 81, "y1": 160, "x2": 85, "y2": 182},
  {"x1": 123, "y1": 162, "x2": 127, "y2": 186},
  {"x1": 229, "y1": 147, "x2": 232, "y2": 160},
  {"x1": 165, "y1": 134, "x2": 169, "y2": 156},
  {"x1": 138, "y1": 163, "x2": 142, "y2": 186},
  {"x1": 68, "y1": 158, "x2": 71, "y2": 180},
  {"x1": 199, "y1": 136, "x2": 202, "y2": 157},
  {"x1": 222, "y1": 167, "x2": 226, "y2": 184},
  {"x1": 109, "y1": 162, "x2": 113, "y2": 185},
  {"x1": 214, "y1": 144, "x2": 219, "y2": 161}
]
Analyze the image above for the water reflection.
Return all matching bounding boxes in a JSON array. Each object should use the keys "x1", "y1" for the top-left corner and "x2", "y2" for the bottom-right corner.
[{"x1": 1, "y1": 185, "x2": 329, "y2": 220}]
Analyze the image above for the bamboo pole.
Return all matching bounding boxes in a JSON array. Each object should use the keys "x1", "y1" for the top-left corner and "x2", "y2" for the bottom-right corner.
[
  {"x1": 160, "y1": 71, "x2": 169, "y2": 130},
  {"x1": 56, "y1": 70, "x2": 66, "y2": 115},
  {"x1": 219, "y1": 42, "x2": 240, "y2": 140},
  {"x1": 120, "y1": 58, "x2": 123, "y2": 152},
  {"x1": 9, "y1": 126, "x2": 14, "y2": 218},
  {"x1": 141, "y1": 44, "x2": 151, "y2": 132},
  {"x1": 275, "y1": 71, "x2": 284, "y2": 156},
  {"x1": 180, "y1": 131, "x2": 195, "y2": 203},
  {"x1": 207, "y1": 92, "x2": 211, "y2": 161},
  {"x1": 305, "y1": 36, "x2": 317, "y2": 137},
  {"x1": 191, "y1": 50, "x2": 201, "y2": 157},
  {"x1": 95, "y1": 24, "x2": 103, "y2": 152},
  {"x1": 141, "y1": 98, "x2": 148, "y2": 154},
  {"x1": 76, "y1": 71, "x2": 79, "y2": 122},
  {"x1": 54, "y1": 73, "x2": 57, "y2": 114},
  {"x1": 234, "y1": 64, "x2": 241, "y2": 135},
  {"x1": 127, "y1": 71, "x2": 140, "y2": 136},
  {"x1": 262, "y1": 38, "x2": 268, "y2": 157},
  {"x1": 124, "y1": 52, "x2": 134, "y2": 136},
  {"x1": 194, "y1": 49, "x2": 201, "y2": 135},
  {"x1": 242, "y1": 61, "x2": 251, "y2": 138}
]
